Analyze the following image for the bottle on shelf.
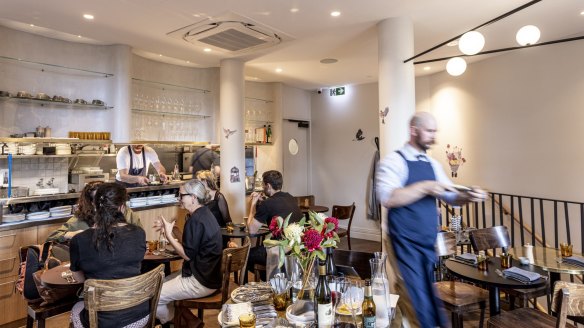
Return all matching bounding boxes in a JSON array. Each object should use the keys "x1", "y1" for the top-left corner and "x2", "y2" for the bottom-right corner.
[
  {"x1": 315, "y1": 260, "x2": 333, "y2": 327},
  {"x1": 325, "y1": 247, "x2": 337, "y2": 276},
  {"x1": 362, "y1": 279, "x2": 376, "y2": 328},
  {"x1": 266, "y1": 124, "x2": 272, "y2": 143}
]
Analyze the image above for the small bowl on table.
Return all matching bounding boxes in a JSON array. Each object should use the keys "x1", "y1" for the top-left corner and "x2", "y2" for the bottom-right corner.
[{"x1": 234, "y1": 223, "x2": 247, "y2": 231}]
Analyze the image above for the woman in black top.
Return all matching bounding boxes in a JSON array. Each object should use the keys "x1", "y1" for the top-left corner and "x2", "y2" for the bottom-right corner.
[
  {"x1": 70, "y1": 183, "x2": 148, "y2": 328},
  {"x1": 195, "y1": 170, "x2": 231, "y2": 227},
  {"x1": 154, "y1": 179, "x2": 223, "y2": 324}
]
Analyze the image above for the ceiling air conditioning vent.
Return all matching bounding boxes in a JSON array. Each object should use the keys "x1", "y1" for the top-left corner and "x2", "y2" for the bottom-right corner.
[{"x1": 167, "y1": 13, "x2": 289, "y2": 55}]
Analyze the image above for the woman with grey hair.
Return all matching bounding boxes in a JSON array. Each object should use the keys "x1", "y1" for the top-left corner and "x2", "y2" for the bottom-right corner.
[{"x1": 153, "y1": 179, "x2": 222, "y2": 324}]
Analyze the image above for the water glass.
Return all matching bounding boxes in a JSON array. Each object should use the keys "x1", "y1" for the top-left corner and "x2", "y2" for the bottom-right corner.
[
  {"x1": 500, "y1": 254, "x2": 512, "y2": 268},
  {"x1": 560, "y1": 242, "x2": 573, "y2": 257},
  {"x1": 239, "y1": 313, "x2": 256, "y2": 328}
]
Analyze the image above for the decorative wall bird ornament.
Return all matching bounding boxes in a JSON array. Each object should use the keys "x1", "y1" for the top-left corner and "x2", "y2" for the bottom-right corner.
[
  {"x1": 353, "y1": 129, "x2": 365, "y2": 141},
  {"x1": 380, "y1": 107, "x2": 389, "y2": 124},
  {"x1": 223, "y1": 128, "x2": 236, "y2": 139}
]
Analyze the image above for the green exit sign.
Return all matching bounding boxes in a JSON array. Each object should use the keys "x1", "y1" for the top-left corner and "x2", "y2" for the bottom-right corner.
[{"x1": 330, "y1": 87, "x2": 345, "y2": 96}]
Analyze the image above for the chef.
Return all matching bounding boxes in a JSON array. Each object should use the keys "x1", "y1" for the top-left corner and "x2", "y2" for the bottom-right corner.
[{"x1": 115, "y1": 144, "x2": 168, "y2": 187}]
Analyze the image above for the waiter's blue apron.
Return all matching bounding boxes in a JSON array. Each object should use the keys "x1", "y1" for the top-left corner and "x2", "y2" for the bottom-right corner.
[
  {"x1": 117, "y1": 146, "x2": 147, "y2": 188},
  {"x1": 388, "y1": 151, "x2": 447, "y2": 328}
]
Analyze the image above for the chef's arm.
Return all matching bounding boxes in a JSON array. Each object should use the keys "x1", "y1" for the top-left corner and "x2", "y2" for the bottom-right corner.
[
  {"x1": 118, "y1": 168, "x2": 149, "y2": 185},
  {"x1": 153, "y1": 161, "x2": 168, "y2": 182}
]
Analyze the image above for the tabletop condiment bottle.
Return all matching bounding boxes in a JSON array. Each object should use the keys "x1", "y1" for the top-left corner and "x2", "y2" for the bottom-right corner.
[
  {"x1": 362, "y1": 279, "x2": 376, "y2": 328},
  {"x1": 524, "y1": 243, "x2": 534, "y2": 264},
  {"x1": 314, "y1": 260, "x2": 333, "y2": 327}
]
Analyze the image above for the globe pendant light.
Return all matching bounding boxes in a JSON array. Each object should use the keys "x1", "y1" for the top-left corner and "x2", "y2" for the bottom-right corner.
[
  {"x1": 459, "y1": 31, "x2": 485, "y2": 55},
  {"x1": 516, "y1": 25, "x2": 540, "y2": 46},
  {"x1": 446, "y1": 57, "x2": 467, "y2": 76}
]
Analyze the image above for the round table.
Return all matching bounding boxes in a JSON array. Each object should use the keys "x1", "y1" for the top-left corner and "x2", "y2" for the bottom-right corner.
[
  {"x1": 41, "y1": 263, "x2": 84, "y2": 288},
  {"x1": 299, "y1": 205, "x2": 329, "y2": 214},
  {"x1": 445, "y1": 258, "x2": 548, "y2": 316},
  {"x1": 221, "y1": 227, "x2": 270, "y2": 239}
]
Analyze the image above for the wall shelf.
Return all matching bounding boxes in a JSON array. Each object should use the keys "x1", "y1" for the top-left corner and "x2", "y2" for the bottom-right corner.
[
  {"x1": 125, "y1": 141, "x2": 209, "y2": 146},
  {"x1": 0, "y1": 96, "x2": 112, "y2": 110},
  {"x1": 131, "y1": 108, "x2": 210, "y2": 119},
  {"x1": 246, "y1": 119, "x2": 274, "y2": 124},
  {"x1": 245, "y1": 142, "x2": 273, "y2": 146},
  {"x1": 0, "y1": 137, "x2": 111, "y2": 144},
  {"x1": 245, "y1": 97, "x2": 273, "y2": 103},
  {"x1": 0, "y1": 55, "x2": 113, "y2": 77},
  {"x1": 132, "y1": 78, "x2": 210, "y2": 93}
]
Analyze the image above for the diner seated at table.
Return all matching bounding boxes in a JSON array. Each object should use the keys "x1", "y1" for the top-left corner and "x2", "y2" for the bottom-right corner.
[
  {"x1": 246, "y1": 170, "x2": 303, "y2": 281},
  {"x1": 196, "y1": 170, "x2": 236, "y2": 248},
  {"x1": 46, "y1": 181, "x2": 140, "y2": 244},
  {"x1": 153, "y1": 179, "x2": 223, "y2": 325},
  {"x1": 69, "y1": 182, "x2": 148, "y2": 328}
]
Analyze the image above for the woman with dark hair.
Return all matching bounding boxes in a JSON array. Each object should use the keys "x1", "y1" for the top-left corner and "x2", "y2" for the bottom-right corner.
[
  {"x1": 69, "y1": 182, "x2": 148, "y2": 328},
  {"x1": 46, "y1": 181, "x2": 140, "y2": 243},
  {"x1": 154, "y1": 179, "x2": 222, "y2": 324},
  {"x1": 196, "y1": 170, "x2": 232, "y2": 227}
]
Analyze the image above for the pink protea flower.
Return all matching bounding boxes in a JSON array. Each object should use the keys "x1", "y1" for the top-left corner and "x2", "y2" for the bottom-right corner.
[
  {"x1": 302, "y1": 229, "x2": 323, "y2": 252},
  {"x1": 269, "y1": 216, "x2": 283, "y2": 239},
  {"x1": 321, "y1": 217, "x2": 339, "y2": 238}
]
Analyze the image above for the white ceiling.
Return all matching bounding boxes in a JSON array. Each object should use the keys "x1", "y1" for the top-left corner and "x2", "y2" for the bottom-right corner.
[{"x1": 1, "y1": 0, "x2": 583, "y2": 90}]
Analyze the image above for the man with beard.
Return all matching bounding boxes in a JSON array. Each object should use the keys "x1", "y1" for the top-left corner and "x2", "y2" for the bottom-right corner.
[{"x1": 376, "y1": 112, "x2": 486, "y2": 328}]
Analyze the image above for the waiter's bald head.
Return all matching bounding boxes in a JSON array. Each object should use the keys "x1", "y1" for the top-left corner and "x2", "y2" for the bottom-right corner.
[{"x1": 409, "y1": 112, "x2": 437, "y2": 152}]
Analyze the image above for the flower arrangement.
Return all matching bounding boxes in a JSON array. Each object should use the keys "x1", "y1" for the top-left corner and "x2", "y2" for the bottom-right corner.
[
  {"x1": 445, "y1": 144, "x2": 466, "y2": 177},
  {"x1": 264, "y1": 211, "x2": 340, "y2": 286}
]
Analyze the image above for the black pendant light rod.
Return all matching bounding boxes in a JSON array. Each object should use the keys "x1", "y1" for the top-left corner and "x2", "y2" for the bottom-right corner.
[
  {"x1": 403, "y1": 0, "x2": 543, "y2": 63},
  {"x1": 413, "y1": 35, "x2": 584, "y2": 65}
]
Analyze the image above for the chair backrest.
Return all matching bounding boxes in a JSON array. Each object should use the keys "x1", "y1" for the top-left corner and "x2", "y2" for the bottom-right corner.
[
  {"x1": 84, "y1": 264, "x2": 164, "y2": 328},
  {"x1": 551, "y1": 281, "x2": 584, "y2": 328},
  {"x1": 295, "y1": 195, "x2": 315, "y2": 207},
  {"x1": 220, "y1": 237, "x2": 251, "y2": 303},
  {"x1": 435, "y1": 232, "x2": 457, "y2": 257},
  {"x1": 469, "y1": 226, "x2": 510, "y2": 255},
  {"x1": 331, "y1": 202, "x2": 356, "y2": 224}
]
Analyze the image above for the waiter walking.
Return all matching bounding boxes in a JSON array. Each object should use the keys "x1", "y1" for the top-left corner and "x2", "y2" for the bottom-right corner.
[
  {"x1": 376, "y1": 112, "x2": 486, "y2": 327},
  {"x1": 116, "y1": 144, "x2": 168, "y2": 187}
]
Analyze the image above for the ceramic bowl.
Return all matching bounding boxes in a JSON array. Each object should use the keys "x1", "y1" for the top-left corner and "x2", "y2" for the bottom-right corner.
[{"x1": 519, "y1": 257, "x2": 530, "y2": 265}]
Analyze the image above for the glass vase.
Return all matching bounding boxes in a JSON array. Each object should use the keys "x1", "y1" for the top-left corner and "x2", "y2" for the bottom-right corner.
[{"x1": 370, "y1": 252, "x2": 391, "y2": 328}]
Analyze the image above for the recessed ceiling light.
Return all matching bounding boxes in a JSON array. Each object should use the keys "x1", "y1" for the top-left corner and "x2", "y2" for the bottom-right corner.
[
  {"x1": 447, "y1": 40, "x2": 458, "y2": 47},
  {"x1": 186, "y1": 60, "x2": 190, "y2": 63},
  {"x1": 320, "y1": 58, "x2": 338, "y2": 64},
  {"x1": 423, "y1": 66, "x2": 431, "y2": 71},
  {"x1": 290, "y1": 8, "x2": 299, "y2": 13},
  {"x1": 330, "y1": 11, "x2": 341, "y2": 17},
  {"x1": 29, "y1": 24, "x2": 35, "y2": 27},
  {"x1": 83, "y1": 14, "x2": 94, "y2": 20},
  {"x1": 77, "y1": 35, "x2": 82, "y2": 38},
  {"x1": 275, "y1": 68, "x2": 283, "y2": 73},
  {"x1": 580, "y1": 10, "x2": 584, "y2": 15},
  {"x1": 203, "y1": 48, "x2": 212, "y2": 52},
  {"x1": 158, "y1": 54, "x2": 163, "y2": 57}
]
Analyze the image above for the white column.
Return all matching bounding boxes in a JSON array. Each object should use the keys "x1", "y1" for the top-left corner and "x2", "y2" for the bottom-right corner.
[
  {"x1": 377, "y1": 17, "x2": 415, "y2": 303},
  {"x1": 378, "y1": 17, "x2": 415, "y2": 158},
  {"x1": 110, "y1": 45, "x2": 132, "y2": 143},
  {"x1": 219, "y1": 59, "x2": 246, "y2": 222}
]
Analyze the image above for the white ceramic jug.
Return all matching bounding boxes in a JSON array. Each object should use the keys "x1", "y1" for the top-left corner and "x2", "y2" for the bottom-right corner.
[{"x1": 524, "y1": 243, "x2": 534, "y2": 264}]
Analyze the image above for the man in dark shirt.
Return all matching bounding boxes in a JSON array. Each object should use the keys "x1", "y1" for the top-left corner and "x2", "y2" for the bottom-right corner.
[
  {"x1": 189, "y1": 144, "x2": 220, "y2": 176},
  {"x1": 246, "y1": 170, "x2": 303, "y2": 281}
]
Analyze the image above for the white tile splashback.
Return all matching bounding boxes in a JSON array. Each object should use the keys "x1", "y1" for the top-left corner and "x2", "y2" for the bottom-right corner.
[{"x1": 0, "y1": 157, "x2": 68, "y2": 195}]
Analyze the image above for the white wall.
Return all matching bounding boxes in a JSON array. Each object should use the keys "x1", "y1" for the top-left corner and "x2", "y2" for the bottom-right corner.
[{"x1": 311, "y1": 84, "x2": 381, "y2": 241}]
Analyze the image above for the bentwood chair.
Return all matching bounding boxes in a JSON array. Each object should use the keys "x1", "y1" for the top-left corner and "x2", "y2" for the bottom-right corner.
[
  {"x1": 488, "y1": 281, "x2": 584, "y2": 328},
  {"x1": 436, "y1": 232, "x2": 488, "y2": 328},
  {"x1": 83, "y1": 264, "x2": 164, "y2": 328},
  {"x1": 331, "y1": 202, "x2": 356, "y2": 250},
  {"x1": 469, "y1": 226, "x2": 549, "y2": 309},
  {"x1": 175, "y1": 237, "x2": 251, "y2": 320}
]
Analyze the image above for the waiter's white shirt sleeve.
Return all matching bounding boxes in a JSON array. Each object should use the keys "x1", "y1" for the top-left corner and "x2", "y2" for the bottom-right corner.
[{"x1": 376, "y1": 144, "x2": 457, "y2": 206}]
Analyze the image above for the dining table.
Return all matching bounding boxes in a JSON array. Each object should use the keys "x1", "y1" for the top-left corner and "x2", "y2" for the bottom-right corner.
[
  {"x1": 299, "y1": 205, "x2": 329, "y2": 214},
  {"x1": 445, "y1": 257, "x2": 548, "y2": 316},
  {"x1": 41, "y1": 263, "x2": 84, "y2": 288},
  {"x1": 509, "y1": 246, "x2": 584, "y2": 284}
]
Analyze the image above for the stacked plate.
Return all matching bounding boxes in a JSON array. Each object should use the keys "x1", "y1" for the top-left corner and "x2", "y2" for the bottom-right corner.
[
  {"x1": 147, "y1": 195, "x2": 162, "y2": 205},
  {"x1": 55, "y1": 144, "x2": 72, "y2": 155},
  {"x1": 18, "y1": 143, "x2": 36, "y2": 155},
  {"x1": 161, "y1": 194, "x2": 178, "y2": 203},
  {"x1": 26, "y1": 211, "x2": 51, "y2": 221},
  {"x1": 4, "y1": 143, "x2": 18, "y2": 154},
  {"x1": 129, "y1": 197, "x2": 148, "y2": 208},
  {"x1": 50, "y1": 205, "x2": 72, "y2": 218},
  {"x1": 2, "y1": 213, "x2": 26, "y2": 223}
]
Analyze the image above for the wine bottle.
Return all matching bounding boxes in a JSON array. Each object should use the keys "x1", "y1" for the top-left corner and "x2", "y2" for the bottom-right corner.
[
  {"x1": 325, "y1": 247, "x2": 337, "y2": 276},
  {"x1": 315, "y1": 260, "x2": 333, "y2": 327},
  {"x1": 362, "y1": 279, "x2": 376, "y2": 328},
  {"x1": 266, "y1": 124, "x2": 272, "y2": 143}
]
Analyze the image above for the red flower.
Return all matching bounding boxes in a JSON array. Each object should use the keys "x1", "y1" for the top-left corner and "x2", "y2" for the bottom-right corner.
[
  {"x1": 302, "y1": 229, "x2": 323, "y2": 252},
  {"x1": 321, "y1": 217, "x2": 339, "y2": 238},
  {"x1": 269, "y1": 216, "x2": 282, "y2": 239}
]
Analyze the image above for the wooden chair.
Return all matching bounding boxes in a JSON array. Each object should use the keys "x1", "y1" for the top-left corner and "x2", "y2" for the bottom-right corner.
[
  {"x1": 469, "y1": 226, "x2": 549, "y2": 309},
  {"x1": 435, "y1": 232, "x2": 488, "y2": 328},
  {"x1": 27, "y1": 298, "x2": 79, "y2": 328},
  {"x1": 83, "y1": 264, "x2": 165, "y2": 328},
  {"x1": 331, "y1": 202, "x2": 356, "y2": 250},
  {"x1": 295, "y1": 195, "x2": 315, "y2": 207},
  {"x1": 175, "y1": 237, "x2": 251, "y2": 320},
  {"x1": 488, "y1": 281, "x2": 584, "y2": 328}
]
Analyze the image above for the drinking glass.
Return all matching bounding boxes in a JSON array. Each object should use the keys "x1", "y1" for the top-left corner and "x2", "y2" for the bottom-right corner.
[
  {"x1": 560, "y1": 242, "x2": 573, "y2": 257},
  {"x1": 239, "y1": 313, "x2": 256, "y2": 328}
]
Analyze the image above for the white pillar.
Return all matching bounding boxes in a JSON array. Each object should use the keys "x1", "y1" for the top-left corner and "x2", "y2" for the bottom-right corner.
[
  {"x1": 378, "y1": 17, "x2": 415, "y2": 158},
  {"x1": 219, "y1": 59, "x2": 246, "y2": 222},
  {"x1": 110, "y1": 45, "x2": 132, "y2": 143}
]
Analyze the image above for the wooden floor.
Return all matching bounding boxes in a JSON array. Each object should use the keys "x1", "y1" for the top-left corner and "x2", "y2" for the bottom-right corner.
[{"x1": 15, "y1": 237, "x2": 484, "y2": 328}]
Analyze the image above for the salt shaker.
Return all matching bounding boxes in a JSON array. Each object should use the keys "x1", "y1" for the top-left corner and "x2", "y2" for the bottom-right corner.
[{"x1": 524, "y1": 243, "x2": 534, "y2": 264}]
